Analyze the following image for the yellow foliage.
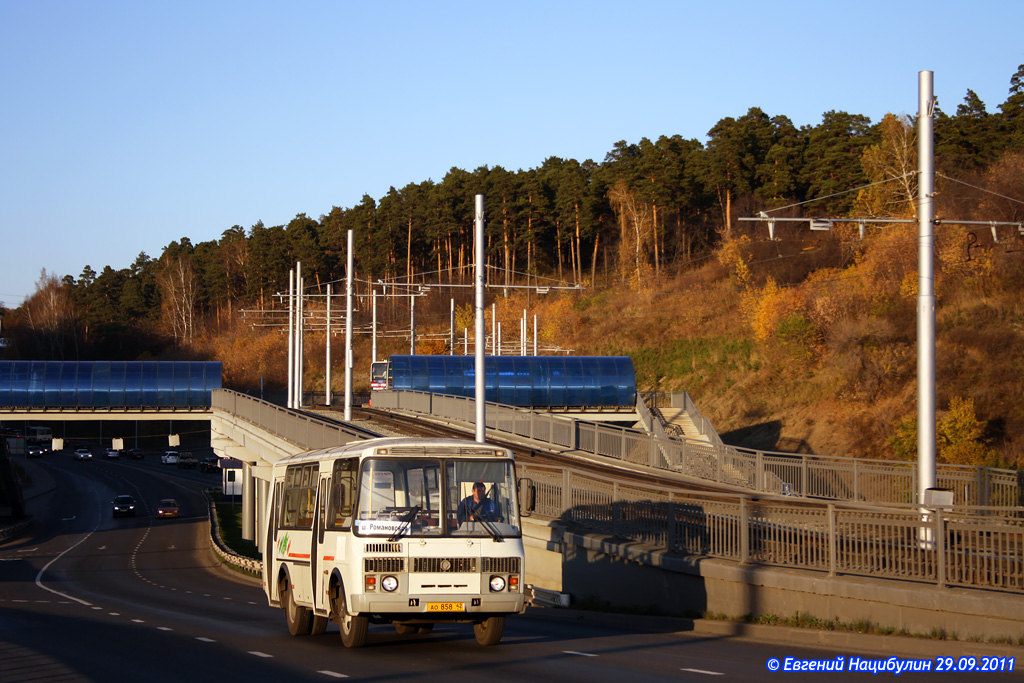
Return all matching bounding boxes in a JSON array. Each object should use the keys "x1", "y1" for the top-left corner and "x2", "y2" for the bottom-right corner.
[
  {"x1": 716, "y1": 235, "x2": 753, "y2": 288},
  {"x1": 743, "y1": 277, "x2": 808, "y2": 342}
]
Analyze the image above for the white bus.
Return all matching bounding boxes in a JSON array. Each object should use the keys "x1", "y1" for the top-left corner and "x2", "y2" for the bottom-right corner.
[{"x1": 261, "y1": 436, "x2": 525, "y2": 647}]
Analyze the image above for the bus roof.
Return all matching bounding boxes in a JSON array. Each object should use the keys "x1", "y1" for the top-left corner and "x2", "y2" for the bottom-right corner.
[{"x1": 275, "y1": 436, "x2": 512, "y2": 467}]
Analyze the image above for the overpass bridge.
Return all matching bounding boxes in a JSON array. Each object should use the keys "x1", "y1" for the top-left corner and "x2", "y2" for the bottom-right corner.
[
  {"x1": 4, "y1": 360, "x2": 1023, "y2": 642},
  {"x1": 206, "y1": 389, "x2": 1024, "y2": 643}
]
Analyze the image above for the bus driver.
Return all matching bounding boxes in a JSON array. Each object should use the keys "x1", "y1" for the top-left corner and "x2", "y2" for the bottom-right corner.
[{"x1": 457, "y1": 481, "x2": 500, "y2": 524}]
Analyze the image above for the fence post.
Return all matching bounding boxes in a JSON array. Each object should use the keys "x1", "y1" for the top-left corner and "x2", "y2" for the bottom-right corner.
[
  {"x1": 828, "y1": 503, "x2": 836, "y2": 576},
  {"x1": 756, "y1": 451, "x2": 764, "y2": 492},
  {"x1": 852, "y1": 459, "x2": 859, "y2": 501},
  {"x1": 801, "y1": 457, "x2": 808, "y2": 497},
  {"x1": 562, "y1": 468, "x2": 571, "y2": 517},
  {"x1": 739, "y1": 497, "x2": 749, "y2": 564},
  {"x1": 936, "y1": 511, "x2": 946, "y2": 588},
  {"x1": 666, "y1": 502, "x2": 676, "y2": 552}
]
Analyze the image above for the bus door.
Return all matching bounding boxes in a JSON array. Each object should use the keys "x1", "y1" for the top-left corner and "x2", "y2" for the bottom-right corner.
[{"x1": 312, "y1": 474, "x2": 331, "y2": 613}]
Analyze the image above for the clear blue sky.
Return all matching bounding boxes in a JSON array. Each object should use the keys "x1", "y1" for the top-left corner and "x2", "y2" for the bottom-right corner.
[{"x1": 1, "y1": 0, "x2": 1021, "y2": 307}]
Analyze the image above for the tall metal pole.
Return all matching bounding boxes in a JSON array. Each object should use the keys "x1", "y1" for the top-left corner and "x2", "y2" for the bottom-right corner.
[
  {"x1": 450, "y1": 298, "x2": 456, "y2": 354},
  {"x1": 371, "y1": 291, "x2": 378, "y2": 362},
  {"x1": 344, "y1": 229, "x2": 354, "y2": 421},
  {"x1": 491, "y1": 303, "x2": 497, "y2": 356},
  {"x1": 325, "y1": 283, "x2": 332, "y2": 406},
  {"x1": 474, "y1": 195, "x2": 486, "y2": 443},
  {"x1": 918, "y1": 71, "x2": 937, "y2": 506},
  {"x1": 410, "y1": 295, "x2": 416, "y2": 355},
  {"x1": 533, "y1": 314, "x2": 538, "y2": 356},
  {"x1": 287, "y1": 268, "x2": 295, "y2": 409},
  {"x1": 296, "y1": 263, "x2": 304, "y2": 409}
]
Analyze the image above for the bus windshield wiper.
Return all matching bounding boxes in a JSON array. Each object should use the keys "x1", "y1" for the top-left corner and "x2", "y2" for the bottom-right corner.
[{"x1": 388, "y1": 506, "x2": 421, "y2": 542}]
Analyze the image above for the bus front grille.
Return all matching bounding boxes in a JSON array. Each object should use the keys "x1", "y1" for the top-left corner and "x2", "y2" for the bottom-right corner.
[
  {"x1": 413, "y1": 557, "x2": 478, "y2": 573},
  {"x1": 482, "y1": 557, "x2": 520, "y2": 573},
  {"x1": 365, "y1": 557, "x2": 406, "y2": 573}
]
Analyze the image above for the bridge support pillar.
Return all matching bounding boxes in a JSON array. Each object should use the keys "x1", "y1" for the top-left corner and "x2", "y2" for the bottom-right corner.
[{"x1": 242, "y1": 463, "x2": 255, "y2": 542}]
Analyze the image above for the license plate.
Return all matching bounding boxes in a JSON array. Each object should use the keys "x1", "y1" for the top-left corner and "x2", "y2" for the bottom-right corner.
[{"x1": 427, "y1": 602, "x2": 465, "y2": 612}]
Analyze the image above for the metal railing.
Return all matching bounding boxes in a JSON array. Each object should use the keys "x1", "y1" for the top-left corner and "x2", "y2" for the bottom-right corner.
[
  {"x1": 519, "y1": 462, "x2": 1024, "y2": 593},
  {"x1": 372, "y1": 389, "x2": 1024, "y2": 510},
  {"x1": 212, "y1": 390, "x2": 372, "y2": 451}
]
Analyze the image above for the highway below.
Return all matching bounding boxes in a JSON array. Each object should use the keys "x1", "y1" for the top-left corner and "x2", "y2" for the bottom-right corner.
[{"x1": 0, "y1": 451, "x2": 1001, "y2": 681}]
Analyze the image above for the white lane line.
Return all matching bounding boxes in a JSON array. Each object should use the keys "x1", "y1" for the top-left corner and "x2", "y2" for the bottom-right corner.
[
  {"x1": 132, "y1": 619, "x2": 145, "y2": 623},
  {"x1": 196, "y1": 637, "x2": 216, "y2": 643},
  {"x1": 563, "y1": 651, "x2": 598, "y2": 657},
  {"x1": 249, "y1": 651, "x2": 273, "y2": 658},
  {"x1": 681, "y1": 668, "x2": 724, "y2": 676},
  {"x1": 318, "y1": 671, "x2": 349, "y2": 678},
  {"x1": 35, "y1": 529, "x2": 96, "y2": 607},
  {"x1": 157, "y1": 627, "x2": 173, "y2": 631}
]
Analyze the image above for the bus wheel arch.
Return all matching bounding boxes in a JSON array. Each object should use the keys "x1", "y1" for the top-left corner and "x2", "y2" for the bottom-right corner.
[
  {"x1": 279, "y1": 568, "x2": 312, "y2": 636},
  {"x1": 329, "y1": 573, "x2": 368, "y2": 648}
]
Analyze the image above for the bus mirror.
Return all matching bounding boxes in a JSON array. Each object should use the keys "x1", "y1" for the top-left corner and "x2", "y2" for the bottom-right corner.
[{"x1": 517, "y1": 478, "x2": 535, "y2": 517}]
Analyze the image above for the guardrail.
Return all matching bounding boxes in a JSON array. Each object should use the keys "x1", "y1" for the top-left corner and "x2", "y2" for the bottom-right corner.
[
  {"x1": 372, "y1": 389, "x2": 1024, "y2": 510},
  {"x1": 212, "y1": 389, "x2": 373, "y2": 451},
  {"x1": 519, "y1": 462, "x2": 1024, "y2": 594}
]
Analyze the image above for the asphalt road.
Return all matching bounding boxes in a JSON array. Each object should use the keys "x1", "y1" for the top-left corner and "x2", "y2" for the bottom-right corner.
[{"x1": 0, "y1": 453, "x2": 1014, "y2": 681}]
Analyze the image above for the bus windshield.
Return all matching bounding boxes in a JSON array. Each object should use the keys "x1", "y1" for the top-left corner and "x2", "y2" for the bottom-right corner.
[{"x1": 353, "y1": 457, "x2": 519, "y2": 538}]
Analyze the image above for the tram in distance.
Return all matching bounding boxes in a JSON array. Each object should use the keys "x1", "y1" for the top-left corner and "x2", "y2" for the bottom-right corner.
[{"x1": 261, "y1": 436, "x2": 526, "y2": 647}]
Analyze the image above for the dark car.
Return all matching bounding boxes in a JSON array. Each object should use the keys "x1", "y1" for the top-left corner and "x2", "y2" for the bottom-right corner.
[
  {"x1": 127, "y1": 448, "x2": 145, "y2": 460},
  {"x1": 198, "y1": 456, "x2": 219, "y2": 473},
  {"x1": 112, "y1": 495, "x2": 137, "y2": 517},
  {"x1": 27, "y1": 444, "x2": 46, "y2": 458},
  {"x1": 176, "y1": 452, "x2": 197, "y2": 469}
]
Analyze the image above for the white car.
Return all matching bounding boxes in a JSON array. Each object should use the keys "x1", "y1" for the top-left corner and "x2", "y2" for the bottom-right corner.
[
  {"x1": 161, "y1": 451, "x2": 179, "y2": 465},
  {"x1": 74, "y1": 448, "x2": 92, "y2": 461},
  {"x1": 105, "y1": 447, "x2": 120, "y2": 459}
]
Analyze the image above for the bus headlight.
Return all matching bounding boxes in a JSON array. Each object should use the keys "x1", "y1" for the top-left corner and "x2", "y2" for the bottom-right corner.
[
  {"x1": 489, "y1": 575, "x2": 506, "y2": 592},
  {"x1": 381, "y1": 575, "x2": 399, "y2": 592}
]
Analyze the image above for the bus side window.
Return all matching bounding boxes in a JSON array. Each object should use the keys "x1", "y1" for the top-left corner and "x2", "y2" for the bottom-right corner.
[{"x1": 329, "y1": 458, "x2": 356, "y2": 529}]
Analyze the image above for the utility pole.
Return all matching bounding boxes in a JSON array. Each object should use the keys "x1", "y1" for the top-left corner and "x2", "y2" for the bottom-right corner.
[{"x1": 918, "y1": 71, "x2": 937, "y2": 509}]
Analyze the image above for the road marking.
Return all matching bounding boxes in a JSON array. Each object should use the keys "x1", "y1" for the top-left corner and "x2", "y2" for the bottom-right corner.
[
  {"x1": 318, "y1": 671, "x2": 349, "y2": 678},
  {"x1": 18, "y1": 548, "x2": 39, "y2": 552},
  {"x1": 158, "y1": 627, "x2": 173, "y2": 631},
  {"x1": 35, "y1": 528, "x2": 96, "y2": 606},
  {"x1": 109, "y1": 612, "x2": 120, "y2": 616},
  {"x1": 681, "y1": 668, "x2": 724, "y2": 676},
  {"x1": 563, "y1": 651, "x2": 598, "y2": 657},
  {"x1": 132, "y1": 619, "x2": 145, "y2": 623},
  {"x1": 249, "y1": 651, "x2": 273, "y2": 658},
  {"x1": 196, "y1": 637, "x2": 216, "y2": 643}
]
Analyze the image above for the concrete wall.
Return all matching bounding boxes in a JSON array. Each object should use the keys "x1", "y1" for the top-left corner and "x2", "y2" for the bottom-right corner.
[{"x1": 522, "y1": 518, "x2": 1024, "y2": 643}]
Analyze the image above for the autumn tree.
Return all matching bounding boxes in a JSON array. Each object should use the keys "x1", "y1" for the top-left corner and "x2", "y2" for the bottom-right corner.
[{"x1": 854, "y1": 113, "x2": 917, "y2": 218}]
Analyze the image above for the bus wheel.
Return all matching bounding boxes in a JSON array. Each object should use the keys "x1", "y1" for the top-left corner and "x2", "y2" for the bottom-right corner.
[
  {"x1": 473, "y1": 616, "x2": 505, "y2": 646},
  {"x1": 282, "y1": 583, "x2": 312, "y2": 636},
  {"x1": 311, "y1": 615, "x2": 329, "y2": 636},
  {"x1": 336, "y1": 591, "x2": 368, "y2": 648}
]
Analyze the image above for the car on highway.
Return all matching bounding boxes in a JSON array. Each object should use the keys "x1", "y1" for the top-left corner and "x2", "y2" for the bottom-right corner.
[
  {"x1": 176, "y1": 452, "x2": 197, "y2": 469},
  {"x1": 74, "y1": 447, "x2": 93, "y2": 461},
  {"x1": 156, "y1": 498, "x2": 180, "y2": 518},
  {"x1": 112, "y1": 495, "x2": 137, "y2": 517},
  {"x1": 198, "y1": 456, "x2": 219, "y2": 473},
  {"x1": 126, "y1": 448, "x2": 145, "y2": 460},
  {"x1": 27, "y1": 444, "x2": 46, "y2": 458},
  {"x1": 105, "y1": 447, "x2": 121, "y2": 459},
  {"x1": 161, "y1": 451, "x2": 179, "y2": 465}
]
